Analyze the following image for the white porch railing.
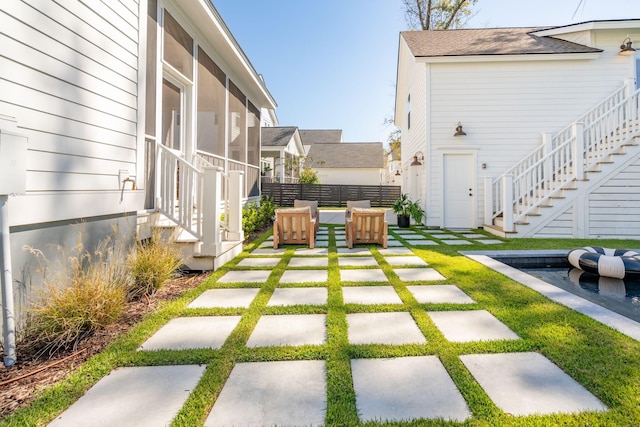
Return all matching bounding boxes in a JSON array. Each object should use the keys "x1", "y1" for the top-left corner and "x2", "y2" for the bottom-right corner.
[
  {"x1": 487, "y1": 80, "x2": 640, "y2": 232},
  {"x1": 157, "y1": 145, "x2": 243, "y2": 255}
]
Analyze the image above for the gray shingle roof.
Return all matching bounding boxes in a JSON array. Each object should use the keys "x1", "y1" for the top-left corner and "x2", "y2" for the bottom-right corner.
[
  {"x1": 261, "y1": 126, "x2": 298, "y2": 147},
  {"x1": 401, "y1": 27, "x2": 602, "y2": 57},
  {"x1": 299, "y1": 129, "x2": 343, "y2": 144},
  {"x1": 307, "y1": 143, "x2": 384, "y2": 169}
]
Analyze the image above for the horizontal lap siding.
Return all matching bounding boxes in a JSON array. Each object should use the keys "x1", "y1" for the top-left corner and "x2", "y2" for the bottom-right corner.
[
  {"x1": 1, "y1": 0, "x2": 139, "y2": 202},
  {"x1": 427, "y1": 50, "x2": 630, "y2": 227},
  {"x1": 589, "y1": 160, "x2": 640, "y2": 238}
]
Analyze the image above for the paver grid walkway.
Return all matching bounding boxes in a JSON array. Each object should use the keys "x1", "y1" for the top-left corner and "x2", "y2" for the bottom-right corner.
[{"x1": 48, "y1": 226, "x2": 606, "y2": 426}]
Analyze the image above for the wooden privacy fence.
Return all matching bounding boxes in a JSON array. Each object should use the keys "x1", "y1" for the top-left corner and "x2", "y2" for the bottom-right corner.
[{"x1": 262, "y1": 183, "x2": 401, "y2": 207}]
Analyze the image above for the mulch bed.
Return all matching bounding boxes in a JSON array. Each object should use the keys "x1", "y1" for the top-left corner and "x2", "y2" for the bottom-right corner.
[{"x1": 0, "y1": 272, "x2": 210, "y2": 419}]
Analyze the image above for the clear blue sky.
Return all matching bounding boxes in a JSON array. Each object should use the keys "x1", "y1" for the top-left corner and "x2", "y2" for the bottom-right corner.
[{"x1": 213, "y1": 0, "x2": 637, "y2": 146}]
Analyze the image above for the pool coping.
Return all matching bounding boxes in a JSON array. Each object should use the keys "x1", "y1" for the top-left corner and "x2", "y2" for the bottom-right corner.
[{"x1": 461, "y1": 250, "x2": 640, "y2": 342}]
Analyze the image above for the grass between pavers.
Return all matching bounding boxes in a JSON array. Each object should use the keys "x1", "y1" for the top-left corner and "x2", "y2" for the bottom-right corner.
[{"x1": 3, "y1": 226, "x2": 640, "y2": 426}]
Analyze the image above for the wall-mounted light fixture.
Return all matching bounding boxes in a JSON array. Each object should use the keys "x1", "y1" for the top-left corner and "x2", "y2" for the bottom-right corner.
[
  {"x1": 454, "y1": 122, "x2": 467, "y2": 136},
  {"x1": 395, "y1": 170, "x2": 401, "y2": 176},
  {"x1": 410, "y1": 151, "x2": 424, "y2": 166},
  {"x1": 620, "y1": 37, "x2": 636, "y2": 56}
]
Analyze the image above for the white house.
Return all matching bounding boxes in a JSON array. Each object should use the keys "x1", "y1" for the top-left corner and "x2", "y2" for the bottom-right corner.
[
  {"x1": 260, "y1": 127, "x2": 306, "y2": 183},
  {"x1": 1, "y1": 0, "x2": 276, "y2": 358},
  {"x1": 395, "y1": 20, "x2": 640, "y2": 238},
  {"x1": 306, "y1": 142, "x2": 385, "y2": 185}
]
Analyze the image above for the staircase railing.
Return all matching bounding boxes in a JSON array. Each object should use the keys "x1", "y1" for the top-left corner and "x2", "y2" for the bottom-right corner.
[{"x1": 487, "y1": 81, "x2": 640, "y2": 232}]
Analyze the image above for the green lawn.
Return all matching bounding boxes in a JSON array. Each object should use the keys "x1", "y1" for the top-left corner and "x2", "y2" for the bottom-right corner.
[{"x1": 4, "y1": 227, "x2": 640, "y2": 426}]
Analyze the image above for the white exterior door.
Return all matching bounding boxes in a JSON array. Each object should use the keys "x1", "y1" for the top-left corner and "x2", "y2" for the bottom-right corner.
[{"x1": 443, "y1": 153, "x2": 474, "y2": 228}]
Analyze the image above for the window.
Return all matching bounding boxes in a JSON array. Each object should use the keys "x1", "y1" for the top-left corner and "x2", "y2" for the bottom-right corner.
[
  {"x1": 163, "y1": 12, "x2": 193, "y2": 79},
  {"x1": 197, "y1": 47, "x2": 226, "y2": 157},
  {"x1": 228, "y1": 80, "x2": 246, "y2": 163}
]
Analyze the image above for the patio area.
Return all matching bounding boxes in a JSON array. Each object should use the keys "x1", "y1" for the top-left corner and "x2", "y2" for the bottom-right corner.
[{"x1": 44, "y1": 224, "x2": 623, "y2": 427}]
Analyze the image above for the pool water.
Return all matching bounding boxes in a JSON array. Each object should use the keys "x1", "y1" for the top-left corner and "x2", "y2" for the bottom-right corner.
[{"x1": 520, "y1": 267, "x2": 640, "y2": 323}]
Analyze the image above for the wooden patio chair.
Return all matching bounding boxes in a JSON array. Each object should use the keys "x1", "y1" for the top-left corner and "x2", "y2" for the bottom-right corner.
[
  {"x1": 344, "y1": 200, "x2": 371, "y2": 219},
  {"x1": 294, "y1": 199, "x2": 320, "y2": 233},
  {"x1": 345, "y1": 207, "x2": 388, "y2": 249},
  {"x1": 273, "y1": 206, "x2": 316, "y2": 249}
]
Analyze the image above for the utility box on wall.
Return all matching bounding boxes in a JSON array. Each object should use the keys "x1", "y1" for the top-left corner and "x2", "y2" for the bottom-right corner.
[{"x1": 0, "y1": 130, "x2": 28, "y2": 195}]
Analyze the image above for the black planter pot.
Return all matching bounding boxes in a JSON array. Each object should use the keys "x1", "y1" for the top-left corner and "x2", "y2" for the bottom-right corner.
[{"x1": 397, "y1": 214, "x2": 410, "y2": 228}]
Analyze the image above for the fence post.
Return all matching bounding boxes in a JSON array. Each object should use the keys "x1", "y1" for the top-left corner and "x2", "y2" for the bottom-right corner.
[
  {"x1": 502, "y1": 174, "x2": 514, "y2": 232},
  {"x1": 572, "y1": 122, "x2": 585, "y2": 180},
  {"x1": 228, "y1": 170, "x2": 244, "y2": 241},
  {"x1": 483, "y1": 177, "x2": 493, "y2": 226},
  {"x1": 200, "y1": 166, "x2": 223, "y2": 256}
]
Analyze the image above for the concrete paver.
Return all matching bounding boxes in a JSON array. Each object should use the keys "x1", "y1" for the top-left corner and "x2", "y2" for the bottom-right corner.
[
  {"x1": 187, "y1": 288, "x2": 260, "y2": 308},
  {"x1": 337, "y1": 247, "x2": 372, "y2": 255},
  {"x1": 435, "y1": 234, "x2": 458, "y2": 239},
  {"x1": 460, "y1": 352, "x2": 607, "y2": 416},
  {"x1": 218, "y1": 270, "x2": 271, "y2": 283},
  {"x1": 347, "y1": 312, "x2": 426, "y2": 345},
  {"x1": 408, "y1": 285, "x2": 475, "y2": 304},
  {"x1": 427, "y1": 310, "x2": 520, "y2": 342},
  {"x1": 205, "y1": 360, "x2": 326, "y2": 427},
  {"x1": 237, "y1": 257, "x2": 280, "y2": 267},
  {"x1": 267, "y1": 287, "x2": 328, "y2": 306},
  {"x1": 340, "y1": 269, "x2": 388, "y2": 282},
  {"x1": 279, "y1": 269, "x2": 328, "y2": 283},
  {"x1": 351, "y1": 356, "x2": 471, "y2": 422},
  {"x1": 48, "y1": 365, "x2": 206, "y2": 427},
  {"x1": 384, "y1": 256, "x2": 428, "y2": 266},
  {"x1": 394, "y1": 268, "x2": 445, "y2": 282},
  {"x1": 442, "y1": 240, "x2": 472, "y2": 245},
  {"x1": 294, "y1": 247, "x2": 329, "y2": 256},
  {"x1": 338, "y1": 256, "x2": 379, "y2": 267},
  {"x1": 379, "y1": 247, "x2": 414, "y2": 256},
  {"x1": 138, "y1": 316, "x2": 241, "y2": 351},
  {"x1": 287, "y1": 257, "x2": 329, "y2": 267},
  {"x1": 477, "y1": 239, "x2": 503, "y2": 244},
  {"x1": 250, "y1": 248, "x2": 286, "y2": 256},
  {"x1": 342, "y1": 286, "x2": 403, "y2": 305},
  {"x1": 246, "y1": 314, "x2": 326, "y2": 347}
]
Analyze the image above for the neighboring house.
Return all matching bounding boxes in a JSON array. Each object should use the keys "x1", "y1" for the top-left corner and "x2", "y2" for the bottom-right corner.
[
  {"x1": 1, "y1": 0, "x2": 276, "y2": 345},
  {"x1": 261, "y1": 127, "x2": 306, "y2": 183},
  {"x1": 306, "y1": 143, "x2": 385, "y2": 185},
  {"x1": 299, "y1": 129, "x2": 343, "y2": 154},
  {"x1": 395, "y1": 20, "x2": 640, "y2": 237},
  {"x1": 382, "y1": 148, "x2": 402, "y2": 185}
]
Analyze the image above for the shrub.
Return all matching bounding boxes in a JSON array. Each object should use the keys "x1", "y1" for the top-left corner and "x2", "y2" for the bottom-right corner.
[
  {"x1": 299, "y1": 166, "x2": 320, "y2": 184},
  {"x1": 126, "y1": 232, "x2": 183, "y2": 300},
  {"x1": 242, "y1": 196, "x2": 276, "y2": 235},
  {"x1": 25, "y1": 236, "x2": 128, "y2": 356}
]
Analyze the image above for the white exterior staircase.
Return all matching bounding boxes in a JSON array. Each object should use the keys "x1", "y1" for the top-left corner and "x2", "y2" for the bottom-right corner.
[
  {"x1": 149, "y1": 146, "x2": 245, "y2": 270},
  {"x1": 484, "y1": 79, "x2": 640, "y2": 238}
]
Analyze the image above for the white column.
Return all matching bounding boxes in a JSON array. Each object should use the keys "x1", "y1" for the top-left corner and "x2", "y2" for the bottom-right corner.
[
  {"x1": 483, "y1": 177, "x2": 493, "y2": 226},
  {"x1": 502, "y1": 174, "x2": 514, "y2": 232},
  {"x1": 228, "y1": 170, "x2": 244, "y2": 241},
  {"x1": 1, "y1": 195, "x2": 16, "y2": 367},
  {"x1": 200, "y1": 166, "x2": 223, "y2": 256},
  {"x1": 572, "y1": 122, "x2": 585, "y2": 180}
]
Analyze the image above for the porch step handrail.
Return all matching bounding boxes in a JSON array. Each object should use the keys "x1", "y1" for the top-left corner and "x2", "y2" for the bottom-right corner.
[
  {"x1": 158, "y1": 145, "x2": 204, "y2": 240},
  {"x1": 489, "y1": 81, "x2": 640, "y2": 229}
]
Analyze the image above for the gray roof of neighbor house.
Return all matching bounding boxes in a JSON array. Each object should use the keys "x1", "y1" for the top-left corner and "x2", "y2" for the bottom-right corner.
[
  {"x1": 261, "y1": 126, "x2": 298, "y2": 146},
  {"x1": 401, "y1": 27, "x2": 603, "y2": 57},
  {"x1": 299, "y1": 129, "x2": 343, "y2": 144},
  {"x1": 307, "y1": 143, "x2": 384, "y2": 168}
]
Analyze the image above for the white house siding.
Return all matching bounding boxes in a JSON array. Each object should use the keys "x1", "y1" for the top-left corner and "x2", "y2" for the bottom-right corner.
[
  {"x1": 2, "y1": 0, "x2": 143, "y2": 224},
  {"x1": 316, "y1": 169, "x2": 381, "y2": 186},
  {"x1": 530, "y1": 207, "x2": 575, "y2": 238},
  {"x1": 587, "y1": 158, "x2": 640, "y2": 239},
  {"x1": 1, "y1": 0, "x2": 142, "y2": 333},
  {"x1": 423, "y1": 35, "x2": 632, "y2": 229}
]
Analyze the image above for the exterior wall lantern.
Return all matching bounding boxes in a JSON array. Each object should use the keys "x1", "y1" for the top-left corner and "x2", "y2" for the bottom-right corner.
[
  {"x1": 454, "y1": 122, "x2": 467, "y2": 136},
  {"x1": 395, "y1": 169, "x2": 401, "y2": 176},
  {"x1": 620, "y1": 37, "x2": 636, "y2": 56},
  {"x1": 410, "y1": 151, "x2": 424, "y2": 166}
]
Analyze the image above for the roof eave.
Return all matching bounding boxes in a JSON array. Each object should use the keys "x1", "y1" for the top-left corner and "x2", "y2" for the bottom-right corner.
[
  {"x1": 414, "y1": 51, "x2": 602, "y2": 63},
  {"x1": 531, "y1": 19, "x2": 640, "y2": 37}
]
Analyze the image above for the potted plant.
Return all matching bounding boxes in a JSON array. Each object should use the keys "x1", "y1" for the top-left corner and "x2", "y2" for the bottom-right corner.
[{"x1": 392, "y1": 193, "x2": 425, "y2": 228}]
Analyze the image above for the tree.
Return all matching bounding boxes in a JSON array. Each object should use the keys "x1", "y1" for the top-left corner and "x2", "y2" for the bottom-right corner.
[
  {"x1": 401, "y1": 0, "x2": 477, "y2": 30},
  {"x1": 299, "y1": 166, "x2": 320, "y2": 184}
]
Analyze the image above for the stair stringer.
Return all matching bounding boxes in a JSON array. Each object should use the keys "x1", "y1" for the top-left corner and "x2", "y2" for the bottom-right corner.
[{"x1": 512, "y1": 137, "x2": 640, "y2": 238}]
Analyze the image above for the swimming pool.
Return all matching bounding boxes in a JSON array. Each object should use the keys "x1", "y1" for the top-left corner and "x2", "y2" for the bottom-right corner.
[{"x1": 462, "y1": 250, "x2": 640, "y2": 341}]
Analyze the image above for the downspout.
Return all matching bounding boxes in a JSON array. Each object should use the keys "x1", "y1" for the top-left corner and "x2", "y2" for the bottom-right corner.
[{"x1": 0, "y1": 195, "x2": 16, "y2": 367}]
